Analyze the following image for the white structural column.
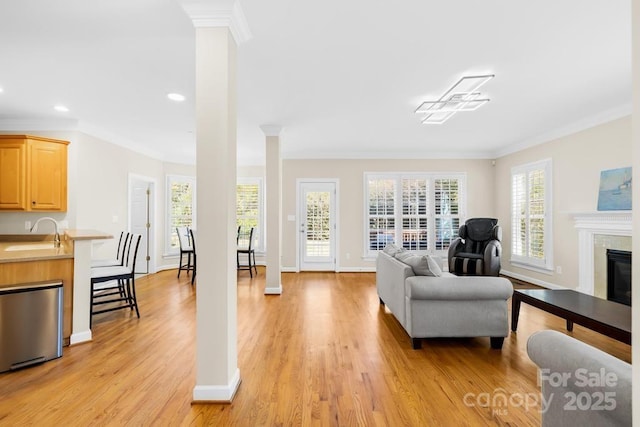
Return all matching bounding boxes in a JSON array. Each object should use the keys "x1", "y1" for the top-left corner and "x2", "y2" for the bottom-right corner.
[
  {"x1": 180, "y1": 0, "x2": 251, "y2": 402},
  {"x1": 631, "y1": 0, "x2": 639, "y2": 418},
  {"x1": 261, "y1": 125, "x2": 283, "y2": 295}
]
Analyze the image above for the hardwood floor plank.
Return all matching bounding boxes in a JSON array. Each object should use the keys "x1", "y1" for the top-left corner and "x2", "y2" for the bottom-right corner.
[{"x1": 0, "y1": 269, "x2": 630, "y2": 426}]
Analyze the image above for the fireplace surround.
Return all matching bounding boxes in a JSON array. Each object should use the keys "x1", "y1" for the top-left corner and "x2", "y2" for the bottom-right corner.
[{"x1": 572, "y1": 211, "x2": 632, "y2": 297}]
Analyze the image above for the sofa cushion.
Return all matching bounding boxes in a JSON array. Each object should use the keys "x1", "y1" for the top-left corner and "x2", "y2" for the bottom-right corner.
[
  {"x1": 382, "y1": 243, "x2": 403, "y2": 257},
  {"x1": 394, "y1": 251, "x2": 442, "y2": 277}
]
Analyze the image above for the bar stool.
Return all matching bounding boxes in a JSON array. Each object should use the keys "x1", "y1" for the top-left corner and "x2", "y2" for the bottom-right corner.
[
  {"x1": 176, "y1": 226, "x2": 195, "y2": 279},
  {"x1": 237, "y1": 227, "x2": 257, "y2": 277},
  {"x1": 90, "y1": 234, "x2": 141, "y2": 326}
]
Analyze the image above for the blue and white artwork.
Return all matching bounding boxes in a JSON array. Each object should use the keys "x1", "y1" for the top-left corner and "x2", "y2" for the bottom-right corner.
[{"x1": 597, "y1": 167, "x2": 632, "y2": 211}]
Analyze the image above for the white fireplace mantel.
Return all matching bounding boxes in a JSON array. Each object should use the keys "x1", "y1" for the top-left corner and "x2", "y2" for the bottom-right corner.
[{"x1": 571, "y1": 211, "x2": 632, "y2": 295}]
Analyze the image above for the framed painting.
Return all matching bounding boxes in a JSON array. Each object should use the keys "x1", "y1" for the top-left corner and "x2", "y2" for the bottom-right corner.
[{"x1": 597, "y1": 167, "x2": 632, "y2": 211}]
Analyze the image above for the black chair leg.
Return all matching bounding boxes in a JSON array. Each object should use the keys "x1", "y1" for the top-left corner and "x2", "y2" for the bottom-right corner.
[
  {"x1": 191, "y1": 254, "x2": 196, "y2": 285},
  {"x1": 252, "y1": 252, "x2": 257, "y2": 276}
]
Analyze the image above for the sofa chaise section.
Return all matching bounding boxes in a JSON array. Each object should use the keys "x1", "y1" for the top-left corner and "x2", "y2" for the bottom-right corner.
[{"x1": 376, "y1": 251, "x2": 513, "y2": 349}]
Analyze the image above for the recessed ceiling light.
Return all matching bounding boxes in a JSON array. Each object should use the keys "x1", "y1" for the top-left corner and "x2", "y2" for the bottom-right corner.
[
  {"x1": 54, "y1": 105, "x2": 69, "y2": 112},
  {"x1": 0, "y1": 87, "x2": 4, "y2": 93},
  {"x1": 167, "y1": 93, "x2": 186, "y2": 102}
]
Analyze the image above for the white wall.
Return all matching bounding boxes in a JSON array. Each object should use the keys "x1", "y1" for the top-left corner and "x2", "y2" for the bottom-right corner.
[
  {"x1": 73, "y1": 132, "x2": 164, "y2": 263},
  {"x1": 281, "y1": 158, "x2": 495, "y2": 271},
  {"x1": 495, "y1": 116, "x2": 632, "y2": 289}
]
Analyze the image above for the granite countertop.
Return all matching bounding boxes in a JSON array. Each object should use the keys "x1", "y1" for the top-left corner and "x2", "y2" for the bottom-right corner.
[
  {"x1": 0, "y1": 240, "x2": 74, "y2": 263},
  {"x1": 64, "y1": 229, "x2": 113, "y2": 241},
  {"x1": 0, "y1": 229, "x2": 112, "y2": 263}
]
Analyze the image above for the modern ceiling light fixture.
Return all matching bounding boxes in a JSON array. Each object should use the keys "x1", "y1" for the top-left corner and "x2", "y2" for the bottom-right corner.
[
  {"x1": 415, "y1": 74, "x2": 494, "y2": 124},
  {"x1": 54, "y1": 105, "x2": 69, "y2": 112}
]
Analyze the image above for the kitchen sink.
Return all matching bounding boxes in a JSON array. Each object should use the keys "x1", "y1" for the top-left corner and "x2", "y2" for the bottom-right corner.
[{"x1": 4, "y1": 243, "x2": 57, "y2": 252}]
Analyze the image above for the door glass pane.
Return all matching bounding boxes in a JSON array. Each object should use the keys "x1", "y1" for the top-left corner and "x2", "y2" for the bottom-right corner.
[{"x1": 305, "y1": 191, "x2": 331, "y2": 257}]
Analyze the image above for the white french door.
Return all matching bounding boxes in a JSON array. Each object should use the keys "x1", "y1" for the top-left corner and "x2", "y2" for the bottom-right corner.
[{"x1": 298, "y1": 180, "x2": 338, "y2": 271}]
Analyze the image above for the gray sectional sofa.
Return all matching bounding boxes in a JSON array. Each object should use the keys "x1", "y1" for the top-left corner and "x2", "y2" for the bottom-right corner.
[{"x1": 376, "y1": 247, "x2": 513, "y2": 349}]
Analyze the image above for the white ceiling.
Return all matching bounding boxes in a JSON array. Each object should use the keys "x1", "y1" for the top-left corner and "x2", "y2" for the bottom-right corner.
[{"x1": 0, "y1": 0, "x2": 631, "y2": 166}]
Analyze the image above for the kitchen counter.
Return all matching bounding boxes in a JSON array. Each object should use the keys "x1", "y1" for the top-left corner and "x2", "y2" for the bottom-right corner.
[
  {"x1": 0, "y1": 241, "x2": 74, "y2": 263},
  {"x1": 0, "y1": 230, "x2": 111, "y2": 263},
  {"x1": 64, "y1": 229, "x2": 113, "y2": 241},
  {"x1": 0, "y1": 229, "x2": 113, "y2": 346}
]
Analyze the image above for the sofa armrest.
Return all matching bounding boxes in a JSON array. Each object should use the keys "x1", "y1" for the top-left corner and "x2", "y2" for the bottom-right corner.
[
  {"x1": 527, "y1": 330, "x2": 631, "y2": 427},
  {"x1": 376, "y1": 252, "x2": 414, "y2": 326},
  {"x1": 483, "y1": 240, "x2": 502, "y2": 276},
  {"x1": 405, "y1": 276, "x2": 513, "y2": 301}
]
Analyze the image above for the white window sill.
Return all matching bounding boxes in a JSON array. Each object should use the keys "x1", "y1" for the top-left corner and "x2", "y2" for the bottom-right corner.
[{"x1": 509, "y1": 260, "x2": 554, "y2": 276}]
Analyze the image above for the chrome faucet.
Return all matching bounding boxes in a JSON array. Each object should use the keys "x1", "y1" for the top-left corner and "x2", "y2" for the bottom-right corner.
[{"x1": 30, "y1": 217, "x2": 61, "y2": 248}]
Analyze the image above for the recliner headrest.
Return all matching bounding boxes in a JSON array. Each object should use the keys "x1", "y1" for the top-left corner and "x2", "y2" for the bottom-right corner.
[{"x1": 464, "y1": 218, "x2": 499, "y2": 241}]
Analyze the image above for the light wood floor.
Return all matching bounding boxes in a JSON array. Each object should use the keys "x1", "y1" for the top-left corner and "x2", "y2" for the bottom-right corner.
[{"x1": 0, "y1": 269, "x2": 631, "y2": 426}]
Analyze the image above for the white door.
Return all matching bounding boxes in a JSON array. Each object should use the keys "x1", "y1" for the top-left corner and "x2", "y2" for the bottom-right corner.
[
  {"x1": 298, "y1": 181, "x2": 337, "y2": 271},
  {"x1": 129, "y1": 175, "x2": 154, "y2": 274}
]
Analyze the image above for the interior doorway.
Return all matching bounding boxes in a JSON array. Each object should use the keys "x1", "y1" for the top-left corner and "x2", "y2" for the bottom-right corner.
[
  {"x1": 128, "y1": 174, "x2": 155, "y2": 274},
  {"x1": 297, "y1": 180, "x2": 338, "y2": 271}
]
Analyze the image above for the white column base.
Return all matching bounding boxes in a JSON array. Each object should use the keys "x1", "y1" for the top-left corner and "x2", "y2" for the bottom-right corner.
[
  {"x1": 264, "y1": 285, "x2": 282, "y2": 295},
  {"x1": 192, "y1": 369, "x2": 241, "y2": 402},
  {"x1": 70, "y1": 330, "x2": 92, "y2": 345}
]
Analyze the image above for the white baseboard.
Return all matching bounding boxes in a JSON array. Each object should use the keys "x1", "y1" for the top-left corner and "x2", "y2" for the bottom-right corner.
[
  {"x1": 156, "y1": 264, "x2": 179, "y2": 272},
  {"x1": 336, "y1": 267, "x2": 376, "y2": 273},
  {"x1": 281, "y1": 266, "x2": 376, "y2": 273},
  {"x1": 500, "y1": 270, "x2": 566, "y2": 290},
  {"x1": 192, "y1": 369, "x2": 241, "y2": 402},
  {"x1": 70, "y1": 330, "x2": 92, "y2": 345}
]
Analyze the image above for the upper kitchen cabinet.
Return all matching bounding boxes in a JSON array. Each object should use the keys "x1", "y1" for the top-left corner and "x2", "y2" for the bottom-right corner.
[{"x1": 0, "y1": 135, "x2": 69, "y2": 211}]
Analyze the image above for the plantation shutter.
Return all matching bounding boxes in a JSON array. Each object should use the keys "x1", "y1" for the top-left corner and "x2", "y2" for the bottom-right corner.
[
  {"x1": 511, "y1": 159, "x2": 552, "y2": 270},
  {"x1": 367, "y1": 177, "x2": 396, "y2": 251},
  {"x1": 401, "y1": 178, "x2": 428, "y2": 251},
  {"x1": 237, "y1": 183, "x2": 261, "y2": 248},
  {"x1": 433, "y1": 178, "x2": 461, "y2": 251},
  {"x1": 168, "y1": 177, "x2": 195, "y2": 252}
]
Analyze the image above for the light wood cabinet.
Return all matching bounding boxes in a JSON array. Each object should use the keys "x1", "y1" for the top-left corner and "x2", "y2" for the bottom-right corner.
[{"x1": 0, "y1": 135, "x2": 69, "y2": 211}]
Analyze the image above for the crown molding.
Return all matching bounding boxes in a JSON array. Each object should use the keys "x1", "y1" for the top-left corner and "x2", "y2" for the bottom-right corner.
[
  {"x1": 260, "y1": 125, "x2": 282, "y2": 137},
  {"x1": 493, "y1": 103, "x2": 632, "y2": 159},
  {"x1": 0, "y1": 118, "x2": 80, "y2": 131},
  {"x1": 281, "y1": 149, "x2": 495, "y2": 160},
  {"x1": 180, "y1": 0, "x2": 252, "y2": 45}
]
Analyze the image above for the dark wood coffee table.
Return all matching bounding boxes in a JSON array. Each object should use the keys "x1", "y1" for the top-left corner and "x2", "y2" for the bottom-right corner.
[{"x1": 511, "y1": 289, "x2": 631, "y2": 345}]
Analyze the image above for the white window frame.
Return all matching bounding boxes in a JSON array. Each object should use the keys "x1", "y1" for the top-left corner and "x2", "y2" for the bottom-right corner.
[
  {"x1": 165, "y1": 174, "x2": 196, "y2": 257},
  {"x1": 510, "y1": 159, "x2": 553, "y2": 272},
  {"x1": 364, "y1": 172, "x2": 466, "y2": 259},
  {"x1": 237, "y1": 177, "x2": 265, "y2": 253}
]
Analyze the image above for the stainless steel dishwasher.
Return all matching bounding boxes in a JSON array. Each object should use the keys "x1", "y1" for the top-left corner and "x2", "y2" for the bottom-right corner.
[{"x1": 0, "y1": 280, "x2": 63, "y2": 373}]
